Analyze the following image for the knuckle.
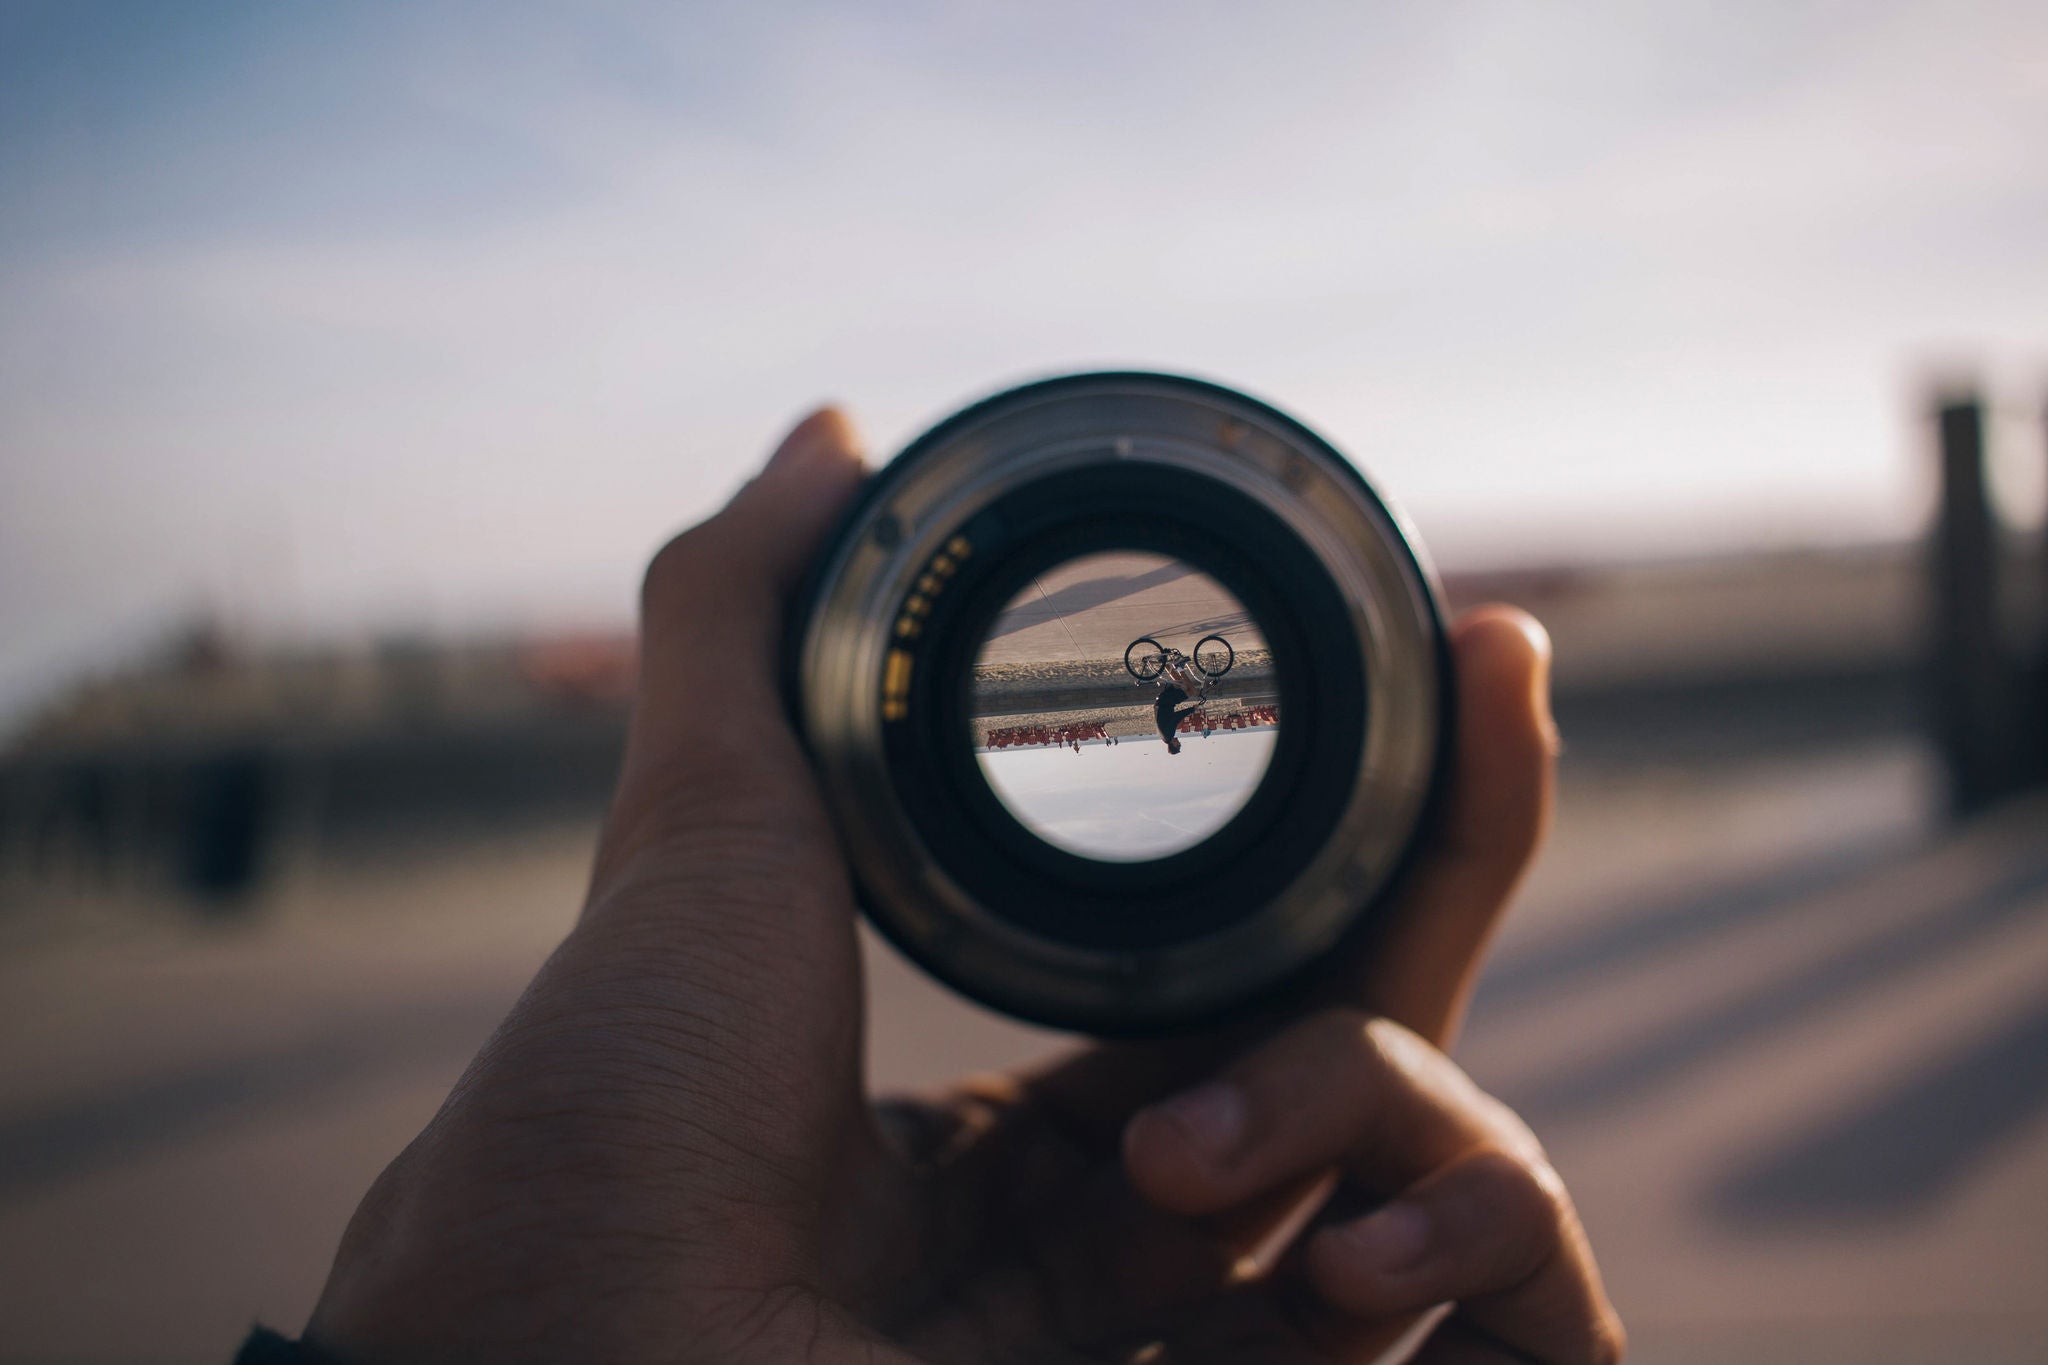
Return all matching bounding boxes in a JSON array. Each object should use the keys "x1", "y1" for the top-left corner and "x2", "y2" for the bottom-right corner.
[
  {"x1": 1508, "y1": 1147, "x2": 1574, "y2": 1235},
  {"x1": 1358, "y1": 1013, "x2": 1427, "y2": 1063},
  {"x1": 1454, "y1": 1144, "x2": 1570, "y2": 1282},
  {"x1": 1304, "y1": 1013, "x2": 1429, "y2": 1124},
  {"x1": 1474, "y1": 1144, "x2": 1563, "y2": 1217},
  {"x1": 1591, "y1": 1312, "x2": 1629, "y2": 1365},
  {"x1": 1310, "y1": 1004, "x2": 1377, "y2": 1053},
  {"x1": 1356, "y1": 1015, "x2": 1440, "y2": 1093},
  {"x1": 1476, "y1": 1087, "x2": 1551, "y2": 1163},
  {"x1": 1525, "y1": 1152, "x2": 1573, "y2": 1220},
  {"x1": 1352, "y1": 1012, "x2": 1409, "y2": 1065},
  {"x1": 1314, "y1": 1008, "x2": 1398, "y2": 1094}
]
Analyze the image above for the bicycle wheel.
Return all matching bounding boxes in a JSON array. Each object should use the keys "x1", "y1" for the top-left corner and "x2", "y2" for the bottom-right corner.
[
  {"x1": 1193, "y1": 634, "x2": 1234, "y2": 678},
  {"x1": 1124, "y1": 636, "x2": 1168, "y2": 681}
]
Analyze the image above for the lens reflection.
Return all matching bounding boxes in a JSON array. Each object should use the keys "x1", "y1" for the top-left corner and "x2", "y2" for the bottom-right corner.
[{"x1": 970, "y1": 550, "x2": 1278, "y2": 861}]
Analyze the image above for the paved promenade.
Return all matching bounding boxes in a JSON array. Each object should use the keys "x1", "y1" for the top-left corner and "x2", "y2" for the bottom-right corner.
[
  {"x1": 975, "y1": 550, "x2": 1267, "y2": 667},
  {"x1": 1, "y1": 741, "x2": 2044, "y2": 1362}
]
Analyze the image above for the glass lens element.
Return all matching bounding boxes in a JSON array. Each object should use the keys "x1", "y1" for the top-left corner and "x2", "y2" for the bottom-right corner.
[{"x1": 969, "y1": 550, "x2": 1278, "y2": 861}]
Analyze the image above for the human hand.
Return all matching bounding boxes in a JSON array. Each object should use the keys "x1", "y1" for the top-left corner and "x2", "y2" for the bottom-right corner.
[{"x1": 304, "y1": 409, "x2": 1621, "y2": 1363}]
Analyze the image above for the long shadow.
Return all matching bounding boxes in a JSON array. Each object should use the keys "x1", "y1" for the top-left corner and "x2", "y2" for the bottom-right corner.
[
  {"x1": 1468, "y1": 838, "x2": 1918, "y2": 1023},
  {"x1": 985, "y1": 561, "x2": 1195, "y2": 639},
  {"x1": 1549, "y1": 668, "x2": 1914, "y2": 765},
  {"x1": 1143, "y1": 610, "x2": 1257, "y2": 643},
  {"x1": 0, "y1": 988, "x2": 509, "y2": 1206},
  {"x1": 1709, "y1": 989, "x2": 2048, "y2": 1225},
  {"x1": 1505, "y1": 850, "x2": 2048, "y2": 1126}
]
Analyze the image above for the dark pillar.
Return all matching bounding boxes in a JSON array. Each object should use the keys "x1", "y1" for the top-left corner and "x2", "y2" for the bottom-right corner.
[
  {"x1": 1929, "y1": 395, "x2": 2017, "y2": 816},
  {"x1": 2031, "y1": 395, "x2": 2048, "y2": 789}
]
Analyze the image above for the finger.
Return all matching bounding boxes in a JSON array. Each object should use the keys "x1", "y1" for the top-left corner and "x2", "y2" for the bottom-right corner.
[
  {"x1": 1135, "y1": 1009, "x2": 1618, "y2": 1365},
  {"x1": 1123, "y1": 1010, "x2": 1501, "y2": 1218},
  {"x1": 1305, "y1": 1148, "x2": 1623, "y2": 1364},
  {"x1": 621, "y1": 406, "x2": 867, "y2": 791},
  {"x1": 593, "y1": 409, "x2": 865, "y2": 893},
  {"x1": 585, "y1": 403, "x2": 865, "y2": 866},
  {"x1": 1350, "y1": 605, "x2": 1556, "y2": 1046},
  {"x1": 1023, "y1": 606, "x2": 1556, "y2": 1150},
  {"x1": 563, "y1": 408, "x2": 881, "y2": 1257}
]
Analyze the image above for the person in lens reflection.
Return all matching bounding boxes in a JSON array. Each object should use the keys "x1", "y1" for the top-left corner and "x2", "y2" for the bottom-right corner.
[{"x1": 1152, "y1": 653, "x2": 1208, "y2": 754}]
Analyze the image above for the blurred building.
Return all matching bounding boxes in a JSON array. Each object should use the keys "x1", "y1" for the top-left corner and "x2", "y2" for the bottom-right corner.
[{"x1": 0, "y1": 625, "x2": 635, "y2": 907}]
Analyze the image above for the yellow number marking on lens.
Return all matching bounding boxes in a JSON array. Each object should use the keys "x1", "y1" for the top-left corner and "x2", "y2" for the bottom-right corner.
[{"x1": 883, "y1": 647, "x2": 913, "y2": 722}]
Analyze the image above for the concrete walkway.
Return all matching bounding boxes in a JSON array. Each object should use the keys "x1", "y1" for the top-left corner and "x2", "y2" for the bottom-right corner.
[{"x1": 1, "y1": 742, "x2": 2043, "y2": 1362}]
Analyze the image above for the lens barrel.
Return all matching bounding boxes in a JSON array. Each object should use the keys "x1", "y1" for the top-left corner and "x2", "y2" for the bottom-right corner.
[{"x1": 787, "y1": 372, "x2": 1449, "y2": 1034}]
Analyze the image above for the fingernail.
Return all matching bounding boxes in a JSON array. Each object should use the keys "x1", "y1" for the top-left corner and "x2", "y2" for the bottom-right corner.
[
  {"x1": 1506, "y1": 614, "x2": 1559, "y2": 758},
  {"x1": 749, "y1": 408, "x2": 866, "y2": 532},
  {"x1": 1152, "y1": 1082, "x2": 1245, "y2": 1161},
  {"x1": 1338, "y1": 1202, "x2": 1431, "y2": 1273},
  {"x1": 765, "y1": 406, "x2": 860, "y2": 479}
]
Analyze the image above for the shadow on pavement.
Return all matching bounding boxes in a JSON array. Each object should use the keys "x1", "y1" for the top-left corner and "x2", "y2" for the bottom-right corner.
[
  {"x1": 0, "y1": 990, "x2": 507, "y2": 1207},
  {"x1": 984, "y1": 560, "x2": 1193, "y2": 639},
  {"x1": 1503, "y1": 849, "x2": 2048, "y2": 1128},
  {"x1": 1470, "y1": 837, "x2": 1920, "y2": 1020},
  {"x1": 1140, "y1": 609, "x2": 1256, "y2": 642},
  {"x1": 1709, "y1": 990, "x2": 2048, "y2": 1225}
]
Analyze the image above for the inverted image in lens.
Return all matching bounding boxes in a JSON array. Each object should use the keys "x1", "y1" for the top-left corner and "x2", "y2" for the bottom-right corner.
[{"x1": 969, "y1": 550, "x2": 1279, "y2": 862}]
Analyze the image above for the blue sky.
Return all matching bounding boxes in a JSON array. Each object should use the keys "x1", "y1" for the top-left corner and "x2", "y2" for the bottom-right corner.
[{"x1": 2, "y1": 2, "x2": 2045, "y2": 723}]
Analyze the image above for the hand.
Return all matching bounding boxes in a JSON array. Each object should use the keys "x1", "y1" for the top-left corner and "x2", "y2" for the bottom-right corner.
[{"x1": 305, "y1": 410, "x2": 1622, "y2": 1363}]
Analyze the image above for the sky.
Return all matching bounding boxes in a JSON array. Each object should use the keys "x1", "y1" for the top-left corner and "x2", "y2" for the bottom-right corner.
[
  {"x1": 979, "y1": 728, "x2": 1277, "y2": 861},
  {"x1": 3, "y1": 1, "x2": 2046, "y2": 724}
]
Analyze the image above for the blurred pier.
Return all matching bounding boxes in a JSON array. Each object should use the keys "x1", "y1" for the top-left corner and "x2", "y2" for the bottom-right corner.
[{"x1": 7, "y1": 533, "x2": 2040, "y2": 914}]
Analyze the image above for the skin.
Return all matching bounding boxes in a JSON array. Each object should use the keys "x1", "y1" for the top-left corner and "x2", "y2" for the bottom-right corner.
[{"x1": 305, "y1": 409, "x2": 1624, "y2": 1364}]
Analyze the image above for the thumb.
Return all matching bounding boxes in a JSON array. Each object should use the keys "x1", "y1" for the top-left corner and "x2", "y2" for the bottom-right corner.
[
  {"x1": 620, "y1": 407, "x2": 866, "y2": 793},
  {"x1": 722, "y1": 405, "x2": 871, "y2": 595}
]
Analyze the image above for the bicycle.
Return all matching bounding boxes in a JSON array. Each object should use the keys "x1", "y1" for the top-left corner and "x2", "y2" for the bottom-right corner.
[{"x1": 1123, "y1": 634, "x2": 1234, "y2": 685}]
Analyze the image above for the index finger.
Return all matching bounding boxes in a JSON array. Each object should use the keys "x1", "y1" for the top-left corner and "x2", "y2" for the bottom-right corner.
[
  {"x1": 618, "y1": 407, "x2": 867, "y2": 795},
  {"x1": 1125, "y1": 1011, "x2": 1622, "y2": 1362},
  {"x1": 590, "y1": 409, "x2": 866, "y2": 887}
]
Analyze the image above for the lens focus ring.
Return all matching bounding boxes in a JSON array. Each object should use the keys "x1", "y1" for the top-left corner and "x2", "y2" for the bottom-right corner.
[{"x1": 790, "y1": 372, "x2": 1447, "y2": 1034}]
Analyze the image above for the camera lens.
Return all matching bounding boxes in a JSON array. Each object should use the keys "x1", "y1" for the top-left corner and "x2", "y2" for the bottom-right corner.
[{"x1": 788, "y1": 372, "x2": 1449, "y2": 1034}]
